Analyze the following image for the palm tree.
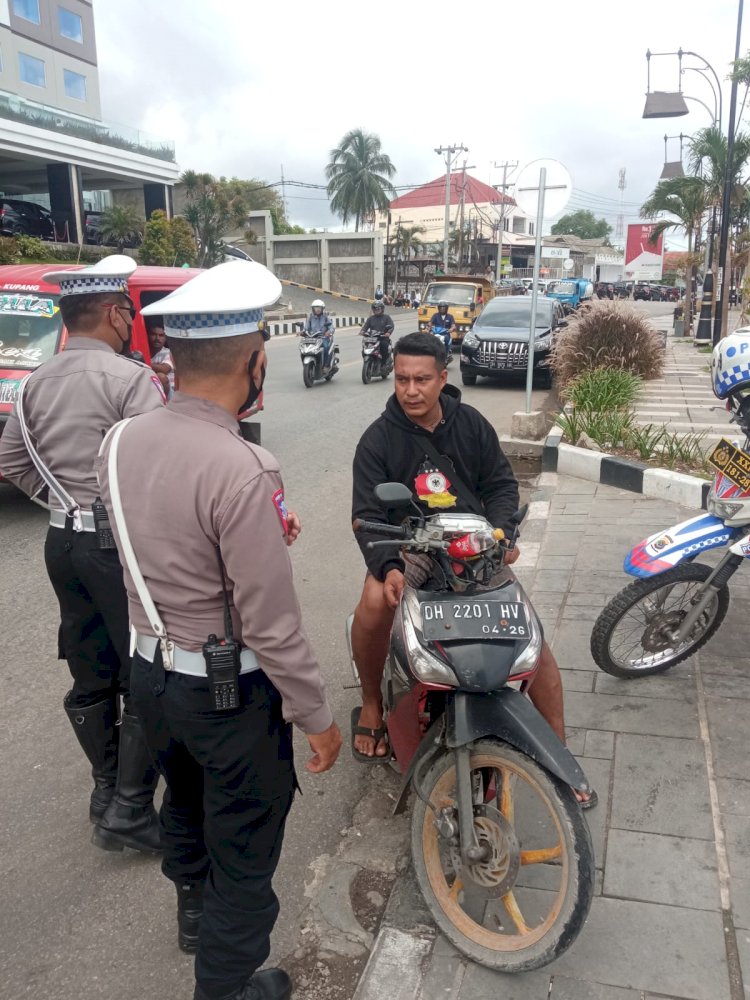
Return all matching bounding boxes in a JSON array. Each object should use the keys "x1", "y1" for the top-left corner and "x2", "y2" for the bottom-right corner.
[
  {"x1": 325, "y1": 129, "x2": 396, "y2": 231},
  {"x1": 641, "y1": 176, "x2": 708, "y2": 332},
  {"x1": 98, "y1": 205, "x2": 144, "y2": 251},
  {"x1": 391, "y1": 224, "x2": 425, "y2": 288}
]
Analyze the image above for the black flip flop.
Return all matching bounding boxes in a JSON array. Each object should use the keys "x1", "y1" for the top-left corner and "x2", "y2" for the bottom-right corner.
[
  {"x1": 350, "y1": 707, "x2": 391, "y2": 764},
  {"x1": 578, "y1": 789, "x2": 598, "y2": 811}
]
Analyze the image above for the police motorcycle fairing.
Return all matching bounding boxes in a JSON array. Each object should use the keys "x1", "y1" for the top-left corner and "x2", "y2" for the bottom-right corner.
[
  {"x1": 591, "y1": 331, "x2": 750, "y2": 678},
  {"x1": 348, "y1": 483, "x2": 594, "y2": 973}
]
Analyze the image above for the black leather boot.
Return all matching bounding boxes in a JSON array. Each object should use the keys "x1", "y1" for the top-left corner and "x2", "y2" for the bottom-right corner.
[
  {"x1": 177, "y1": 880, "x2": 204, "y2": 954},
  {"x1": 92, "y1": 712, "x2": 161, "y2": 854},
  {"x1": 194, "y1": 969, "x2": 292, "y2": 1000},
  {"x1": 63, "y1": 693, "x2": 119, "y2": 823}
]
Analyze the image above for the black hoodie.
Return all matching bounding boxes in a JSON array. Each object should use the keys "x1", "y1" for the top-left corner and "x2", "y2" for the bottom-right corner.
[{"x1": 352, "y1": 384, "x2": 519, "y2": 580}]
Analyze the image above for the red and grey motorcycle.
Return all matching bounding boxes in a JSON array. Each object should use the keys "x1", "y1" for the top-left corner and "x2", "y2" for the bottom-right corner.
[{"x1": 348, "y1": 483, "x2": 594, "y2": 972}]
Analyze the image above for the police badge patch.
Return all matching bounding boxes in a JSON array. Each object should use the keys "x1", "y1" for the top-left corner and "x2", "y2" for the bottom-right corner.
[{"x1": 272, "y1": 487, "x2": 290, "y2": 533}]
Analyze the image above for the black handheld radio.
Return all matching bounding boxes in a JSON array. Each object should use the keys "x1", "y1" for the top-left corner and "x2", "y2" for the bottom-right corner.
[
  {"x1": 202, "y1": 547, "x2": 241, "y2": 711},
  {"x1": 92, "y1": 497, "x2": 117, "y2": 550}
]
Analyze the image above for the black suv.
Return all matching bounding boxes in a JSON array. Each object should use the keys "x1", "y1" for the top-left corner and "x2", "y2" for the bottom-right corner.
[
  {"x1": 633, "y1": 283, "x2": 652, "y2": 301},
  {"x1": 0, "y1": 198, "x2": 54, "y2": 239}
]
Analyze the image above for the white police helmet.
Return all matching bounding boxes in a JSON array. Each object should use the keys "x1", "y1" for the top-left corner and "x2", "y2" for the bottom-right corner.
[
  {"x1": 711, "y1": 330, "x2": 750, "y2": 399},
  {"x1": 311, "y1": 299, "x2": 325, "y2": 310}
]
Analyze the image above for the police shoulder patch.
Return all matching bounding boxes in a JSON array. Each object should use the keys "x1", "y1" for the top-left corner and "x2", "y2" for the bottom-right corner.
[
  {"x1": 272, "y1": 487, "x2": 289, "y2": 533},
  {"x1": 150, "y1": 374, "x2": 167, "y2": 402}
]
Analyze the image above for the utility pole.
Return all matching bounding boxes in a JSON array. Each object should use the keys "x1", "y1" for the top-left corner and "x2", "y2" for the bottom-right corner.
[
  {"x1": 492, "y1": 160, "x2": 518, "y2": 282},
  {"x1": 280, "y1": 163, "x2": 287, "y2": 221},
  {"x1": 615, "y1": 168, "x2": 626, "y2": 243},
  {"x1": 456, "y1": 161, "x2": 476, "y2": 270},
  {"x1": 435, "y1": 144, "x2": 468, "y2": 272}
]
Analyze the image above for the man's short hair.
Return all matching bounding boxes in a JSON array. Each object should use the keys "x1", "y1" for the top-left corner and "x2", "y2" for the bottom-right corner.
[
  {"x1": 393, "y1": 332, "x2": 447, "y2": 370},
  {"x1": 59, "y1": 291, "x2": 130, "y2": 333},
  {"x1": 167, "y1": 331, "x2": 258, "y2": 378}
]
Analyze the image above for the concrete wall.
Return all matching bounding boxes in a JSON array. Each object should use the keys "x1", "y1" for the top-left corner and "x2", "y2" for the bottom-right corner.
[{"x1": 265, "y1": 231, "x2": 383, "y2": 298}]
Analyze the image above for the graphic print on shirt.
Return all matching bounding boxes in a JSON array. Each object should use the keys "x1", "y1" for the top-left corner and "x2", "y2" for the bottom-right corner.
[
  {"x1": 272, "y1": 487, "x2": 290, "y2": 533},
  {"x1": 414, "y1": 459, "x2": 457, "y2": 509}
]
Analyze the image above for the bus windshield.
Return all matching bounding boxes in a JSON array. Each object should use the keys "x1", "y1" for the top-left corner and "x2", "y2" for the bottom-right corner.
[{"x1": 0, "y1": 293, "x2": 63, "y2": 369}]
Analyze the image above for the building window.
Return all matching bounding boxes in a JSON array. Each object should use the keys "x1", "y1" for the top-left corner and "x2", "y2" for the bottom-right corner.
[
  {"x1": 512, "y1": 216, "x2": 526, "y2": 234},
  {"x1": 13, "y1": 0, "x2": 40, "y2": 24},
  {"x1": 528, "y1": 223, "x2": 535, "y2": 236},
  {"x1": 18, "y1": 51, "x2": 45, "y2": 87},
  {"x1": 63, "y1": 67, "x2": 86, "y2": 100},
  {"x1": 58, "y1": 7, "x2": 83, "y2": 42}
]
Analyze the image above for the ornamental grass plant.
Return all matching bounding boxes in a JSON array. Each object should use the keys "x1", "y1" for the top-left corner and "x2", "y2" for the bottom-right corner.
[{"x1": 551, "y1": 301, "x2": 665, "y2": 386}]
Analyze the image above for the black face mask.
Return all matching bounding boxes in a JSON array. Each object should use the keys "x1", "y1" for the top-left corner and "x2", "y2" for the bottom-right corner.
[{"x1": 239, "y1": 350, "x2": 266, "y2": 415}]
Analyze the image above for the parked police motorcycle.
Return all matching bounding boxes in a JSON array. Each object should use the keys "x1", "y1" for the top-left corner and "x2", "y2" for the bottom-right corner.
[
  {"x1": 361, "y1": 333, "x2": 393, "y2": 384},
  {"x1": 296, "y1": 330, "x2": 339, "y2": 387},
  {"x1": 591, "y1": 331, "x2": 750, "y2": 677},
  {"x1": 347, "y1": 483, "x2": 594, "y2": 972}
]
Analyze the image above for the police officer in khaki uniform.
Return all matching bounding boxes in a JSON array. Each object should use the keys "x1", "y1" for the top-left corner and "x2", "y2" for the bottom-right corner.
[
  {"x1": 0, "y1": 255, "x2": 165, "y2": 853},
  {"x1": 98, "y1": 260, "x2": 342, "y2": 1000}
]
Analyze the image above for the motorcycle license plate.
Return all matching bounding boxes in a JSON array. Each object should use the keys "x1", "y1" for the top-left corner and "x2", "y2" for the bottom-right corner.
[
  {"x1": 707, "y1": 438, "x2": 750, "y2": 492},
  {"x1": 420, "y1": 599, "x2": 528, "y2": 641}
]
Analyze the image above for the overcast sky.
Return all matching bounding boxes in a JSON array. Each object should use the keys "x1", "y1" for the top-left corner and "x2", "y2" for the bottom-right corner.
[{"x1": 95, "y1": 0, "x2": 746, "y2": 250}]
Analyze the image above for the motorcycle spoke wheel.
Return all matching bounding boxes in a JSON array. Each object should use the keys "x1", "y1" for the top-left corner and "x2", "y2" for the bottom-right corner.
[
  {"x1": 591, "y1": 563, "x2": 729, "y2": 678},
  {"x1": 411, "y1": 742, "x2": 593, "y2": 971}
]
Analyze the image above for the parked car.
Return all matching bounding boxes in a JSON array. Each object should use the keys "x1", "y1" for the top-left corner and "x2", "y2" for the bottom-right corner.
[
  {"x1": 0, "y1": 198, "x2": 54, "y2": 240},
  {"x1": 633, "y1": 283, "x2": 652, "y2": 301},
  {"x1": 612, "y1": 282, "x2": 630, "y2": 299},
  {"x1": 459, "y1": 295, "x2": 566, "y2": 389},
  {"x1": 84, "y1": 210, "x2": 141, "y2": 248}
]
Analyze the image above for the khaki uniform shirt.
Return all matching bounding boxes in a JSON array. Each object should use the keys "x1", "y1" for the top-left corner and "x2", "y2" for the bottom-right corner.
[
  {"x1": 0, "y1": 337, "x2": 164, "y2": 507},
  {"x1": 98, "y1": 392, "x2": 333, "y2": 737}
]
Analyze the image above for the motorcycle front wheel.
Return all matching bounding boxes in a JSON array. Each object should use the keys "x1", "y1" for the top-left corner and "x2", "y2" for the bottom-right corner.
[
  {"x1": 590, "y1": 562, "x2": 729, "y2": 678},
  {"x1": 361, "y1": 358, "x2": 374, "y2": 385},
  {"x1": 411, "y1": 741, "x2": 594, "y2": 972},
  {"x1": 302, "y1": 362, "x2": 315, "y2": 388}
]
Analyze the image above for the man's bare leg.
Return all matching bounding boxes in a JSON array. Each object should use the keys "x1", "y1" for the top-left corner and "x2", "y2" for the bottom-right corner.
[
  {"x1": 351, "y1": 575, "x2": 395, "y2": 757},
  {"x1": 528, "y1": 641, "x2": 593, "y2": 804}
]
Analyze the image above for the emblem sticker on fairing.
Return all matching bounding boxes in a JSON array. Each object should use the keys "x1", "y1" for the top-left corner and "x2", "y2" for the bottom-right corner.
[{"x1": 272, "y1": 487, "x2": 290, "y2": 533}]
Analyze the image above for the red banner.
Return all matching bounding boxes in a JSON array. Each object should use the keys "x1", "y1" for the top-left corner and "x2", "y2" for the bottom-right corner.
[{"x1": 624, "y1": 223, "x2": 664, "y2": 279}]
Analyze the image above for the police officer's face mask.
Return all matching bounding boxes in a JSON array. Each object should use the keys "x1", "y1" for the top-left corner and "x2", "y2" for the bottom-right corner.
[{"x1": 239, "y1": 349, "x2": 266, "y2": 416}]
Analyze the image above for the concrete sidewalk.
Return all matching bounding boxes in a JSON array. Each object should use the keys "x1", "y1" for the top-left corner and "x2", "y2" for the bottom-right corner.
[{"x1": 354, "y1": 472, "x2": 750, "y2": 1000}]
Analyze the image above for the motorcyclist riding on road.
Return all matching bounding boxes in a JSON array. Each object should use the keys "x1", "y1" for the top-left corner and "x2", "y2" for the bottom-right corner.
[
  {"x1": 303, "y1": 298, "x2": 334, "y2": 371},
  {"x1": 360, "y1": 300, "x2": 395, "y2": 361},
  {"x1": 430, "y1": 300, "x2": 455, "y2": 352}
]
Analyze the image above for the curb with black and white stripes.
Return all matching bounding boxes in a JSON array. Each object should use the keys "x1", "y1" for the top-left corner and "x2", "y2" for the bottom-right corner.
[
  {"x1": 267, "y1": 315, "x2": 366, "y2": 337},
  {"x1": 542, "y1": 422, "x2": 711, "y2": 509}
]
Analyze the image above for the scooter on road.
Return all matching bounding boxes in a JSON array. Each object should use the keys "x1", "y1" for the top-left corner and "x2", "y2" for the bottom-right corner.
[
  {"x1": 347, "y1": 483, "x2": 594, "y2": 972},
  {"x1": 296, "y1": 331, "x2": 339, "y2": 388},
  {"x1": 361, "y1": 333, "x2": 393, "y2": 384}
]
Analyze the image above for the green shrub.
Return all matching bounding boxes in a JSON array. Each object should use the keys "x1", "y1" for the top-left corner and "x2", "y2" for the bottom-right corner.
[
  {"x1": 551, "y1": 301, "x2": 665, "y2": 386},
  {"x1": 627, "y1": 423, "x2": 666, "y2": 460},
  {"x1": 564, "y1": 367, "x2": 641, "y2": 411},
  {"x1": 582, "y1": 408, "x2": 634, "y2": 448},
  {"x1": 0, "y1": 236, "x2": 21, "y2": 264},
  {"x1": 15, "y1": 234, "x2": 48, "y2": 261}
]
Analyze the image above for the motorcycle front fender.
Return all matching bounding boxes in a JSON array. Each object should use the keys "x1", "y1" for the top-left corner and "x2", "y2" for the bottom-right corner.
[
  {"x1": 446, "y1": 689, "x2": 590, "y2": 793},
  {"x1": 624, "y1": 513, "x2": 734, "y2": 578}
]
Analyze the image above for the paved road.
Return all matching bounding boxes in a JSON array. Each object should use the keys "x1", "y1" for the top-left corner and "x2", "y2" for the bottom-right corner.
[{"x1": 0, "y1": 299, "x2": 674, "y2": 1000}]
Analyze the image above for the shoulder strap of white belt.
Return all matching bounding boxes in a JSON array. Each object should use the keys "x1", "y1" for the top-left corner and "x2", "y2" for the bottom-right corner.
[
  {"x1": 105, "y1": 418, "x2": 175, "y2": 670},
  {"x1": 15, "y1": 373, "x2": 83, "y2": 528}
]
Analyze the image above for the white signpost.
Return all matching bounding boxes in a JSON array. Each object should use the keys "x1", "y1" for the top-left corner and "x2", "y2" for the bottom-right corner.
[{"x1": 513, "y1": 159, "x2": 572, "y2": 414}]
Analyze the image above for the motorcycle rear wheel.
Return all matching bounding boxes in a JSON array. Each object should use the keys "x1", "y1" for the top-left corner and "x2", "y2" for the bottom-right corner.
[
  {"x1": 590, "y1": 562, "x2": 729, "y2": 678},
  {"x1": 411, "y1": 741, "x2": 594, "y2": 972},
  {"x1": 362, "y1": 358, "x2": 374, "y2": 385},
  {"x1": 302, "y1": 363, "x2": 315, "y2": 388}
]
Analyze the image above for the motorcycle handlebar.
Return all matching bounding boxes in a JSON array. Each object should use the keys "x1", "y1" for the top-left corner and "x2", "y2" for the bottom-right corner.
[{"x1": 352, "y1": 518, "x2": 408, "y2": 538}]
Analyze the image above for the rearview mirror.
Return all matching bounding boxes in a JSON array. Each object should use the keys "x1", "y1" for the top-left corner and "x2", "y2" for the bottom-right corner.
[
  {"x1": 511, "y1": 504, "x2": 529, "y2": 525},
  {"x1": 373, "y1": 482, "x2": 414, "y2": 508},
  {"x1": 469, "y1": 302, "x2": 476, "y2": 311}
]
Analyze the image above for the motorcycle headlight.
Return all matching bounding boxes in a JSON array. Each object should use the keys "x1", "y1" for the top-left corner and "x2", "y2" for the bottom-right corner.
[
  {"x1": 462, "y1": 332, "x2": 479, "y2": 349},
  {"x1": 401, "y1": 592, "x2": 459, "y2": 687},
  {"x1": 708, "y1": 496, "x2": 746, "y2": 519}
]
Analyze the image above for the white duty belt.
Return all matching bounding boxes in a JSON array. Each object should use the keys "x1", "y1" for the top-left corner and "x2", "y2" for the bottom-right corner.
[
  {"x1": 16, "y1": 374, "x2": 88, "y2": 531},
  {"x1": 104, "y1": 419, "x2": 259, "y2": 678}
]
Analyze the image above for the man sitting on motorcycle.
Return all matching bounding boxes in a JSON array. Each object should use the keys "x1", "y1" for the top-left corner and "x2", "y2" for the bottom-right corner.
[
  {"x1": 303, "y1": 298, "x2": 334, "y2": 371},
  {"x1": 349, "y1": 332, "x2": 595, "y2": 807},
  {"x1": 430, "y1": 300, "x2": 455, "y2": 352},
  {"x1": 360, "y1": 300, "x2": 395, "y2": 362}
]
